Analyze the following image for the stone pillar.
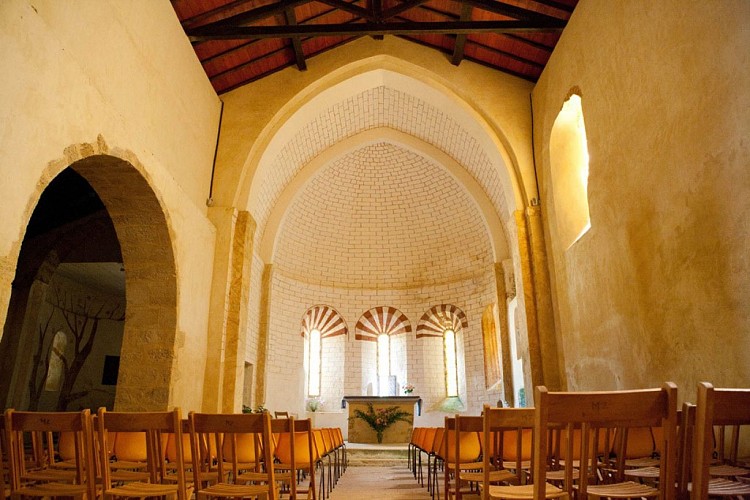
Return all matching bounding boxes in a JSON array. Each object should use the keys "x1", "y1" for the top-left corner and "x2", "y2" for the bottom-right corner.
[
  {"x1": 255, "y1": 264, "x2": 273, "y2": 405},
  {"x1": 222, "y1": 211, "x2": 255, "y2": 412},
  {"x1": 526, "y1": 205, "x2": 563, "y2": 391},
  {"x1": 514, "y1": 210, "x2": 544, "y2": 392},
  {"x1": 493, "y1": 262, "x2": 514, "y2": 406},
  {"x1": 205, "y1": 208, "x2": 256, "y2": 413}
]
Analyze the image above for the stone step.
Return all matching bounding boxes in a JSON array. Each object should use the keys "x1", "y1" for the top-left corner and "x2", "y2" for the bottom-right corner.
[{"x1": 346, "y1": 445, "x2": 410, "y2": 467}]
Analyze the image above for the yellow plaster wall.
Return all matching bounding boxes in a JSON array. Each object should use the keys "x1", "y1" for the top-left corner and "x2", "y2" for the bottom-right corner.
[
  {"x1": 0, "y1": 0, "x2": 221, "y2": 410},
  {"x1": 532, "y1": 0, "x2": 750, "y2": 401}
]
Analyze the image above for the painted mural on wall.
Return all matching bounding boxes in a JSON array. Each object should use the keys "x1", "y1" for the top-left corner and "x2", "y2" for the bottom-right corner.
[{"x1": 28, "y1": 278, "x2": 124, "y2": 411}]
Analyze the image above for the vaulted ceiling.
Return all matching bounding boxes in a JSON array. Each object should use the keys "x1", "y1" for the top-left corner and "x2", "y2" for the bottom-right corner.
[{"x1": 171, "y1": 0, "x2": 578, "y2": 94}]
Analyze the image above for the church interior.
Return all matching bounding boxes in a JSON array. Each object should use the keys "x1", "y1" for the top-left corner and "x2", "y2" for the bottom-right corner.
[{"x1": 0, "y1": 1, "x2": 748, "y2": 490}]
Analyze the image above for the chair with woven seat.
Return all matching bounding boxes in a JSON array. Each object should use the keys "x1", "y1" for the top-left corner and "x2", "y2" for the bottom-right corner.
[
  {"x1": 453, "y1": 413, "x2": 517, "y2": 500},
  {"x1": 443, "y1": 416, "x2": 488, "y2": 500},
  {"x1": 189, "y1": 411, "x2": 277, "y2": 500},
  {"x1": 97, "y1": 407, "x2": 189, "y2": 500},
  {"x1": 690, "y1": 382, "x2": 750, "y2": 499},
  {"x1": 532, "y1": 383, "x2": 678, "y2": 500},
  {"x1": 4, "y1": 409, "x2": 97, "y2": 500},
  {"x1": 483, "y1": 407, "x2": 567, "y2": 500}
]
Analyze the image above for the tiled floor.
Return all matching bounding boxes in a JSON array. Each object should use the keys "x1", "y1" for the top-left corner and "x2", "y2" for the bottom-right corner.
[{"x1": 327, "y1": 465, "x2": 433, "y2": 499}]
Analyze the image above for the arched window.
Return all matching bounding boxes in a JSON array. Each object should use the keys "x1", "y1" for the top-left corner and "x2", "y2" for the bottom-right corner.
[
  {"x1": 356, "y1": 306, "x2": 411, "y2": 397},
  {"x1": 443, "y1": 328, "x2": 458, "y2": 397},
  {"x1": 550, "y1": 93, "x2": 591, "y2": 248},
  {"x1": 417, "y1": 304, "x2": 467, "y2": 398},
  {"x1": 44, "y1": 330, "x2": 67, "y2": 391},
  {"x1": 301, "y1": 305, "x2": 348, "y2": 398}
]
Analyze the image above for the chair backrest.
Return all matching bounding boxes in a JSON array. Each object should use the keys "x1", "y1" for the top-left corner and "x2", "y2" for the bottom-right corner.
[
  {"x1": 483, "y1": 405, "x2": 535, "y2": 495},
  {"x1": 188, "y1": 411, "x2": 275, "y2": 499},
  {"x1": 97, "y1": 407, "x2": 186, "y2": 499},
  {"x1": 532, "y1": 383, "x2": 678, "y2": 500},
  {"x1": 441, "y1": 419, "x2": 481, "y2": 463},
  {"x1": 691, "y1": 382, "x2": 750, "y2": 499},
  {"x1": 5, "y1": 409, "x2": 97, "y2": 500},
  {"x1": 274, "y1": 418, "x2": 317, "y2": 500},
  {"x1": 274, "y1": 411, "x2": 289, "y2": 419}
]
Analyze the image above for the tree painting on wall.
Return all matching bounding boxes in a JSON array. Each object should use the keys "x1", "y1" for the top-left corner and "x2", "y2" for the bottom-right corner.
[{"x1": 28, "y1": 287, "x2": 124, "y2": 411}]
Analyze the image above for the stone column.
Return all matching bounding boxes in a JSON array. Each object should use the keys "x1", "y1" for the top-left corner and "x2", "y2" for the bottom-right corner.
[
  {"x1": 493, "y1": 262, "x2": 514, "y2": 406},
  {"x1": 255, "y1": 264, "x2": 273, "y2": 405},
  {"x1": 526, "y1": 205, "x2": 563, "y2": 391},
  {"x1": 222, "y1": 211, "x2": 255, "y2": 412},
  {"x1": 514, "y1": 209, "x2": 544, "y2": 392},
  {"x1": 205, "y1": 208, "x2": 256, "y2": 413}
]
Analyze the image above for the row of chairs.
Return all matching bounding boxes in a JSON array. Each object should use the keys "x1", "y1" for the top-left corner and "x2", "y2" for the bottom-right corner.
[
  {"x1": 0, "y1": 407, "x2": 347, "y2": 500},
  {"x1": 410, "y1": 382, "x2": 750, "y2": 499}
]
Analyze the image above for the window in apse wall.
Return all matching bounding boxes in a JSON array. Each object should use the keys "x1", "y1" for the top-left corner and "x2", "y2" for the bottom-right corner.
[
  {"x1": 377, "y1": 333, "x2": 391, "y2": 396},
  {"x1": 308, "y1": 328, "x2": 322, "y2": 397},
  {"x1": 444, "y1": 329, "x2": 459, "y2": 397},
  {"x1": 550, "y1": 93, "x2": 591, "y2": 249}
]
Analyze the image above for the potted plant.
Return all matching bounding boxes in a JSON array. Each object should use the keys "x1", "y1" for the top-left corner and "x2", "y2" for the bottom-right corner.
[{"x1": 350, "y1": 402, "x2": 412, "y2": 443}]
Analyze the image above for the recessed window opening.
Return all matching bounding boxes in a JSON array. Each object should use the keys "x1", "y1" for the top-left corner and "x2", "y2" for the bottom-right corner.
[
  {"x1": 550, "y1": 93, "x2": 591, "y2": 249},
  {"x1": 444, "y1": 329, "x2": 459, "y2": 398},
  {"x1": 377, "y1": 333, "x2": 391, "y2": 396},
  {"x1": 308, "y1": 328, "x2": 321, "y2": 397}
]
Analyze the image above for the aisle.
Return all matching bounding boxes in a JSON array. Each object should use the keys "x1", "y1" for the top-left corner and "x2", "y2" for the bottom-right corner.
[{"x1": 326, "y1": 465, "x2": 432, "y2": 500}]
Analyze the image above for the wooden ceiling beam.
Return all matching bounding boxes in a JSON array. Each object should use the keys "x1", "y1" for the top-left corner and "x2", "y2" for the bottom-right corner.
[
  {"x1": 457, "y1": 0, "x2": 566, "y2": 23},
  {"x1": 200, "y1": 1, "x2": 344, "y2": 65},
  {"x1": 381, "y1": 0, "x2": 430, "y2": 20},
  {"x1": 451, "y1": 2, "x2": 473, "y2": 65},
  {"x1": 284, "y1": 6, "x2": 307, "y2": 70},
  {"x1": 188, "y1": 19, "x2": 566, "y2": 40},
  {"x1": 180, "y1": 0, "x2": 255, "y2": 29},
  {"x1": 315, "y1": 0, "x2": 376, "y2": 22},
  {"x1": 190, "y1": 0, "x2": 311, "y2": 32},
  {"x1": 528, "y1": 0, "x2": 575, "y2": 14}
]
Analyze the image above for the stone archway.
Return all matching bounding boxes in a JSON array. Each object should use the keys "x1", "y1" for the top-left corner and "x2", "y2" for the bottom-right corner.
[{"x1": 70, "y1": 154, "x2": 177, "y2": 411}]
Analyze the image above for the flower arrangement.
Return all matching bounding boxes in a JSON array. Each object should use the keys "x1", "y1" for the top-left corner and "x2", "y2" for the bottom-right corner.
[
  {"x1": 306, "y1": 397, "x2": 323, "y2": 412},
  {"x1": 350, "y1": 403, "x2": 412, "y2": 443},
  {"x1": 403, "y1": 383, "x2": 415, "y2": 394}
]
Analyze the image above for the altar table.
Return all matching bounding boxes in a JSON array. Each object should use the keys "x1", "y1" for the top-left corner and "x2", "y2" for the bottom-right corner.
[{"x1": 342, "y1": 396, "x2": 421, "y2": 444}]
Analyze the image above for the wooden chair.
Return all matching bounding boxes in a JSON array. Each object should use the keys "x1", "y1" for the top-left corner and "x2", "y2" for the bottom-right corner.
[
  {"x1": 274, "y1": 418, "x2": 317, "y2": 500},
  {"x1": 532, "y1": 383, "x2": 678, "y2": 500},
  {"x1": 189, "y1": 411, "x2": 277, "y2": 500},
  {"x1": 453, "y1": 413, "x2": 516, "y2": 500},
  {"x1": 97, "y1": 407, "x2": 188, "y2": 500},
  {"x1": 4, "y1": 409, "x2": 97, "y2": 500},
  {"x1": 428, "y1": 427, "x2": 445, "y2": 499},
  {"x1": 440, "y1": 416, "x2": 484, "y2": 500},
  {"x1": 690, "y1": 382, "x2": 750, "y2": 499},
  {"x1": 484, "y1": 407, "x2": 567, "y2": 500}
]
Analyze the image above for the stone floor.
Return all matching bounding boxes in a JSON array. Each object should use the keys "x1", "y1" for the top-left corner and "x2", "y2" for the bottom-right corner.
[{"x1": 327, "y1": 465, "x2": 433, "y2": 499}]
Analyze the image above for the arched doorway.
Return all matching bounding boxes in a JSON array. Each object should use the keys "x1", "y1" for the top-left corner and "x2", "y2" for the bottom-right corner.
[{"x1": 0, "y1": 150, "x2": 178, "y2": 411}]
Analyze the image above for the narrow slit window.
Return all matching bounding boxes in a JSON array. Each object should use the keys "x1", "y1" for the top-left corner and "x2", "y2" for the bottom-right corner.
[
  {"x1": 377, "y1": 333, "x2": 390, "y2": 396},
  {"x1": 444, "y1": 329, "x2": 459, "y2": 397},
  {"x1": 308, "y1": 328, "x2": 321, "y2": 397}
]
